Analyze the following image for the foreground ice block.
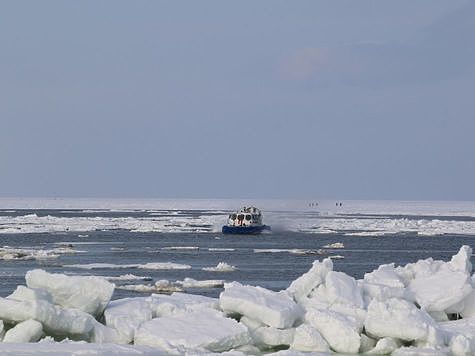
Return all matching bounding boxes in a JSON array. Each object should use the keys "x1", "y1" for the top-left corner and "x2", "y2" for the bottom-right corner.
[
  {"x1": 365, "y1": 337, "x2": 402, "y2": 355},
  {"x1": 3, "y1": 319, "x2": 43, "y2": 343},
  {"x1": 365, "y1": 298, "x2": 440, "y2": 343},
  {"x1": 146, "y1": 292, "x2": 219, "y2": 317},
  {"x1": 325, "y1": 271, "x2": 364, "y2": 308},
  {"x1": 104, "y1": 297, "x2": 153, "y2": 343},
  {"x1": 7, "y1": 285, "x2": 53, "y2": 304},
  {"x1": 134, "y1": 309, "x2": 250, "y2": 354},
  {"x1": 392, "y1": 346, "x2": 451, "y2": 355},
  {"x1": 0, "y1": 297, "x2": 96, "y2": 338},
  {"x1": 286, "y1": 258, "x2": 333, "y2": 303},
  {"x1": 25, "y1": 269, "x2": 114, "y2": 316},
  {"x1": 449, "y1": 245, "x2": 473, "y2": 274},
  {"x1": 0, "y1": 298, "x2": 35, "y2": 322},
  {"x1": 364, "y1": 264, "x2": 406, "y2": 289},
  {"x1": 220, "y1": 282, "x2": 303, "y2": 329},
  {"x1": 0, "y1": 342, "x2": 160, "y2": 355},
  {"x1": 290, "y1": 324, "x2": 330, "y2": 352},
  {"x1": 33, "y1": 299, "x2": 97, "y2": 337},
  {"x1": 89, "y1": 321, "x2": 130, "y2": 344},
  {"x1": 248, "y1": 324, "x2": 295, "y2": 347},
  {"x1": 408, "y1": 269, "x2": 472, "y2": 312},
  {"x1": 305, "y1": 308, "x2": 361, "y2": 354},
  {"x1": 0, "y1": 320, "x2": 4, "y2": 341}
]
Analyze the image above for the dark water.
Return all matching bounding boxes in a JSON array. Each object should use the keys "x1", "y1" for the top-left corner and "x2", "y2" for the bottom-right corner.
[{"x1": 1, "y1": 228, "x2": 474, "y2": 300}]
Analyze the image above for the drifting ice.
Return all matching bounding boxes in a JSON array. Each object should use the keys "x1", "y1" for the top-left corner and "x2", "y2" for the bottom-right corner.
[{"x1": 1, "y1": 246, "x2": 475, "y2": 354}]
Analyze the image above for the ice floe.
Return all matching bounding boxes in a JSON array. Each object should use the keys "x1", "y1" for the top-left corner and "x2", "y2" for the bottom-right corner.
[
  {"x1": 203, "y1": 262, "x2": 237, "y2": 272},
  {"x1": 102, "y1": 274, "x2": 152, "y2": 281},
  {"x1": 322, "y1": 242, "x2": 344, "y2": 249},
  {"x1": 0, "y1": 246, "x2": 80, "y2": 261},
  {"x1": 254, "y1": 248, "x2": 325, "y2": 255},
  {"x1": 116, "y1": 281, "x2": 183, "y2": 294},
  {"x1": 64, "y1": 262, "x2": 191, "y2": 270},
  {"x1": 116, "y1": 278, "x2": 224, "y2": 294},
  {"x1": 177, "y1": 278, "x2": 224, "y2": 289},
  {"x1": 2, "y1": 198, "x2": 475, "y2": 236},
  {"x1": 160, "y1": 246, "x2": 200, "y2": 251},
  {"x1": 2, "y1": 245, "x2": 475, "y2": 354}
]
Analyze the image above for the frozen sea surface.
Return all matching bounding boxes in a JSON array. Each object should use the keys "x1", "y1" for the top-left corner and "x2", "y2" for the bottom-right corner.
[{"x1": 1, "y1": 199, "x2": 475, "y2": 299}]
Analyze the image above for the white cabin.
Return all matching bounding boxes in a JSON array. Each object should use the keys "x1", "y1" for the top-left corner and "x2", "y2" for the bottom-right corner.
[{"x1": 227, "y1": 206, "x2": 263, "y2": 227}]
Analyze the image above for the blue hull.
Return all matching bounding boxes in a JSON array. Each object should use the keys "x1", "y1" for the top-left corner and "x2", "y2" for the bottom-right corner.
[{"x1": 222, "y1": 225, "x2": 271, "y2": 235}]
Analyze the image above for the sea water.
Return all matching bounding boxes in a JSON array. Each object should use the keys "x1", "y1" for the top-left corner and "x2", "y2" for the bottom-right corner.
[{"x1": 1, "y1": 198, "x2": 475, "y2": 300}]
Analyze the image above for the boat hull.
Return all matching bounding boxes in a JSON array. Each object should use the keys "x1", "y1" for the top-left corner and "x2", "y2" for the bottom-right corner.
[{"x1": 222, "y1": 225, "x2": 271, "y2": 235}]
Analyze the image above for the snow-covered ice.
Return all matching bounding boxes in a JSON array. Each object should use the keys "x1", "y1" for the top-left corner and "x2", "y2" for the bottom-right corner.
[
  {"x1": 2, "y1": 198, "x2": 475, "y2": 236},
  {"x1": 2, "y1": 245, "x2": 475, "y2": 354}
]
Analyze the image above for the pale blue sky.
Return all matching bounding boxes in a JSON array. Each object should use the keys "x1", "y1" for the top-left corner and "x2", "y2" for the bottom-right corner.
[{"x1": 1, "y1": 1, "x2": 474, "y2": 200}]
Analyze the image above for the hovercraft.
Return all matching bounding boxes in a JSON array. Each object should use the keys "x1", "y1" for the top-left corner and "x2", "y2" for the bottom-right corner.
[{"x1": 222, "y1": 207, "x2": 271, "y2": 234}]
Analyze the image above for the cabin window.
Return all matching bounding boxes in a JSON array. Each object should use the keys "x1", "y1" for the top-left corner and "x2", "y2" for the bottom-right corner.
[
  {"x1": 238, "y1": 214, "x2": 244, "y2": 220},
  {"x1": 231, "y1": 214, "x2": 237, "y2": 220},
  {"x1": 245, "y1": 215, "x2": 251, "y2": 221}
]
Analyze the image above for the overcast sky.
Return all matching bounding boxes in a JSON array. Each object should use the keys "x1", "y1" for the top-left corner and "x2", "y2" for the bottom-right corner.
[{"x1": 1, "y1": 1, "x2": 474, "y2": 200}]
